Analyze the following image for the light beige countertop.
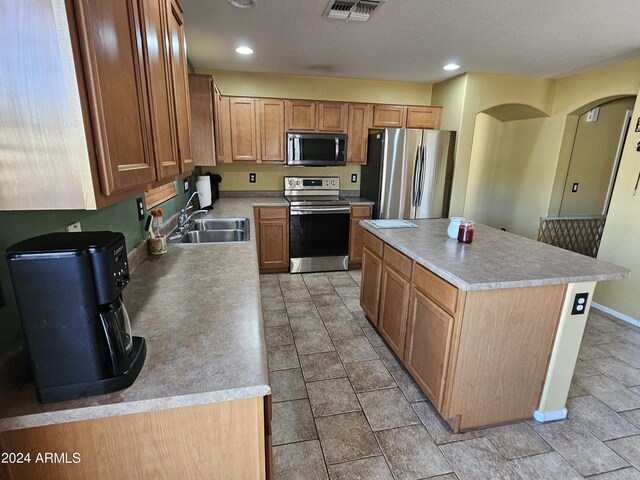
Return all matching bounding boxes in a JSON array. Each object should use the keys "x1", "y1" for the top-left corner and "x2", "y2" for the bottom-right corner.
[
  {"x1": 361, "y1": 218, "x2": 630, "y2": 291},
  {"x1": 0, "y1": 198, "x2": 284, "y2": 431}
]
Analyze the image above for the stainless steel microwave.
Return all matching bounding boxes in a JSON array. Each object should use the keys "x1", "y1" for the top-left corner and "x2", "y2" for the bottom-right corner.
[{"x1": 287, "y1": 133, "x2": 347, "y2": 166}]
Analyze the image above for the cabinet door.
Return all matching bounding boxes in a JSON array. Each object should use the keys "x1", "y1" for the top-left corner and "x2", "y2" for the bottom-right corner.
[
  {"x1": 140, "y1": 0, "x2": 180, "y2": 181},
  {"x1": 166, "y1": 0, "x2": 193, "y2": 174},
  {"x1": 286, "y1": 100, "x2": 316, "y2": 131},
  {"x1": 214, "y1": 90, "x2": 232, "y2": 163},
  {"x1": 256, "y1": 207, "x2": 289, "y2": 271},
  {"x1": 229, "y1": 97, "x2": 259, "y2": 161},
  {"x1": 347, "y1": 104, "x2": 372, "y2": 165},
  {"x1": 378, "y1": 264, "x2": 411, "y2": 358},
  {"x1": 74, "y1": 0, "x2": 156, "y2": 194},
  {"x1": 349, "y1": 205, "x2": 372, "y2": 264},
  {"x1": 360, "y1": 247, "x2": 382, "y2": 325},
  {"x1": 259, "y1": 99, "x2": 285, "y2": 163},
  {"x1": 406, "y1": 106, "x2": 442, "y2": 130},
  {"x1": 404, "y1": 288, "x2": 454, "y2": 411},
  {"x1": 188, "y1": 75, "x2": 216, "y2": 166},
  {"x1": 317, "y1": 102, "x2": 348, "y2": 133},
  {"x1": 372, "y1": 105, "x2": 406, "y2": 128}
]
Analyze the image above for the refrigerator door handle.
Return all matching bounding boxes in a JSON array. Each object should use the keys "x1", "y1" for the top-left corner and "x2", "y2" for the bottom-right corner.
[
  {"x1": 411, "y1": 146, "x2": 421, "y2": 207},
  {"x1": 417, "y1": 145, "x2": 427, "y2": 205}
]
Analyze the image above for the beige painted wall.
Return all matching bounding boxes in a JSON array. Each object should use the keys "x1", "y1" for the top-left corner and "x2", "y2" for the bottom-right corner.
[
  {"x1": 434, "y1": 73, "x2": 557, "y2": 216},
  {"x1": 559, "y1": 97, "x2": 635, "y2": 216},
  {"x1": 465, "y1": 113, "x2": 565, "y2": 238},
  {"x1": 594, "y1": 84, "x2": 640, "y2": 319},
  {"x1": 201, "y1": 163, "x2": 361, "y2": 192},
  {"x1": 197, "y1": 69, "x2": 434, "y2": 104}
]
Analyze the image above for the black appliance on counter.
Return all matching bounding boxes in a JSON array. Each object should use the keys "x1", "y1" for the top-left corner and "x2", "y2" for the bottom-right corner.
[{"x1": 6, "y1": 232, "x2": 146, "y2": 403}]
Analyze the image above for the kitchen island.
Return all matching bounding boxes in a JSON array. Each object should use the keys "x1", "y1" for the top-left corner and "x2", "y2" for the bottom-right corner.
[
  {"x1": 359, "y1": 219, "x2": 629, "y2": 431},
  {"x1": 0, "y1": 198, "x2": 286, "y2": 480}
]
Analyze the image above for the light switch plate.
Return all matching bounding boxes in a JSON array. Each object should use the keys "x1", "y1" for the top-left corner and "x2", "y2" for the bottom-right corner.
[
  {"x1": 351, "y1": 173, "x2": 357, "y2": 183},
  {"x1": 249, "y1": 173, "x2": 256, "y2": 183},
  {"x1": 183, "y1": 179, "x2": 189, "y2": 192}
]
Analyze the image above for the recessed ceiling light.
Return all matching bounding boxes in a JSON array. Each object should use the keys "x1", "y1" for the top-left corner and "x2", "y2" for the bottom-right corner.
[
  {"x1": 443, "y1": 63, "x2": 460, "y2": 71},
  {"x1": 228, "y1": 0, "x2": 256, "y2": 8},
  {"x1": 235, "y1": 46, "x2": 254, "y2": 55}
]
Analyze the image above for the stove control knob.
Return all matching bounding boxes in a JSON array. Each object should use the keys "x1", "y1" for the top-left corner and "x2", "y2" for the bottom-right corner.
[{"x1": 287, "y1": 178, "x2": 295, "y2": 186}]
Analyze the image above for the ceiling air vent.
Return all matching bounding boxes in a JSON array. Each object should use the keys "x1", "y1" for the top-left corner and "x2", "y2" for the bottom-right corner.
[{"x1": 325, "y1": 0, "x2": 383, "y2": 22}]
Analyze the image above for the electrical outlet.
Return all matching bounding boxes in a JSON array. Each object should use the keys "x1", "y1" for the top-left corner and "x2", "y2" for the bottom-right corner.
[
  {"x1": 183, "y1": 179, "x2": 189, "y2": 192},
  {"x1": 572, "y1": 183, "x2": 579, "y2": 193},
  {"x1": 136, "y1": 197, "x2": 145, "y2": 220},
  {"x1": 66, "y1": 222, "x2": 81, "y2": 232},
  {"x1": 249, "y1": 173, "x2": 256, "y2": 183},
  {"x1": 351, "y1": 173, "x2": 358, "y2": 183},
  {"x1": 571, "y1": 293, "x2": 589, "y2": 315}
]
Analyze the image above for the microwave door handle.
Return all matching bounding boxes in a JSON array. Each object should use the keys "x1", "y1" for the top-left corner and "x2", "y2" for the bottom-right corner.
[
  {"x1": 335, "y1": 138, "x2": 339, "y2": 163},
  {"x1": 411, "y1": 146, "x2": 421, "y2": 207}
]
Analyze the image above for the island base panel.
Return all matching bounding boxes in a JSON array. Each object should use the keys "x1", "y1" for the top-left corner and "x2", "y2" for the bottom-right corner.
[
  {"x1": 0, "y1": 396, "x2": 266, "y2": 480},
  {"x1": 446, "y1": 284, "x2": 565, "y2": 431},
  {"x1": 535, "y1": 281, "x2": 596, "y2": 421}
]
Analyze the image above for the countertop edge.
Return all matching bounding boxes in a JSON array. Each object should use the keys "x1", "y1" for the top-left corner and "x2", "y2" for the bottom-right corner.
[{"x1": 0, "y1": 385, "x2": 271, "y2": 432}]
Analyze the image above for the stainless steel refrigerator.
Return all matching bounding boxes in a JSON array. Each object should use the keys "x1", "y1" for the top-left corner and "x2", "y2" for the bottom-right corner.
[{"x1": 361, "y1": 129, "x2": 456, "y2": 219}]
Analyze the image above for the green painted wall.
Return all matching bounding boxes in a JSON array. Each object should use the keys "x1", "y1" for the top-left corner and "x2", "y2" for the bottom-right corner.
[{"x1": 0, "y1": 176, "x2": 195, "y2": 353}]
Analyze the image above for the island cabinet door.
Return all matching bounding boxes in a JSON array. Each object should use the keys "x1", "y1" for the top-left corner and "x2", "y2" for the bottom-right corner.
[
  {"x1": 404, "y1": 287, "x2": 454, "y2": 411},
  {"x1": 360, "y1": 246, "x2": 383, "y2": 324},
  {"x1": 348, "y1": 205, "x2": 373, "y2": 265},
  {"x1": 378, "y1": 262, "x2": 411, "y2": 358}
]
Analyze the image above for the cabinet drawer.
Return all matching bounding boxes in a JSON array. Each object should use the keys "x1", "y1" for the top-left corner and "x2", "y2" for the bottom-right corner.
[
  {"x1": 383, "y1": 245, "x2": 412, "y2": 280},
  {"x1": 363, "y1": 230, "x2": 383, "y2": 258},
  {"x1": 351, "y1": 205, "x2": 371, "y2": 218},
  {"x1": 412, "y1": 263, "x2": 458, "y2": 316},
  {"x1": 257, "y1": 207, "x2": 288, "y2": 220}
]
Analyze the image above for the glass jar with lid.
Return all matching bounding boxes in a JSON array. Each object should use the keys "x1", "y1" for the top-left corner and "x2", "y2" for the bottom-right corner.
[{"x1": 458, "y1": 221, "x2": 475, "y2": 244}]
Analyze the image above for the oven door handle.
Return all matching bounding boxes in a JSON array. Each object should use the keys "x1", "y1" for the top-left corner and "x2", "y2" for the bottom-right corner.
[{"x1": 290, "y1": 206, "x2": 351, "y2": 215}]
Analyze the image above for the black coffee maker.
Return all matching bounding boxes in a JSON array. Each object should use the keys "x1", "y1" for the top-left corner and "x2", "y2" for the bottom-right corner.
[{"x1": 6, "y1": 232, "x2": 146, "y2": 403}]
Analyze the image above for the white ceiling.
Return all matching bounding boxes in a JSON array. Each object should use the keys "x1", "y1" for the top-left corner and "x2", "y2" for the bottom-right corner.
[{"x1": 182, "y1": 0, "x2": 640, "y2": 84}]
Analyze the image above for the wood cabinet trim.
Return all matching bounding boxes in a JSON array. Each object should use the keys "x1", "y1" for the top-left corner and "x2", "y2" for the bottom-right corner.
[
  {"x1": 348, "y1": 205, "x2": 372, "y2": 265},
  {"x1": 360, "y1": 246, "x2": 383, "y2": 324},
  {"x1": 188, "y1": 74, "x2": 216, "y2": 166},
  {"x1": 378, "y1": 263, "x2": 411, "y2": 357}
]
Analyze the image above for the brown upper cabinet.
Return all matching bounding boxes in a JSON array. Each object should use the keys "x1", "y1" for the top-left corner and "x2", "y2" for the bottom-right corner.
[
  {"x1": 166, "y1": 0, "x2": 193, "y2": 175},
  {"x1": 372, "y1": 105, "x2": 407, "y2": 128},
  {"x1": 373, "y1": 105, "x2": 443, "y2": 130},
  {"x1": 1, "y1": 0, "x2": 194, "y2": 210},
  {"x1": 214, "y1": 87, "x2": 232, "y2": 164},
  {"x1": 188, "y1": 74, "x2": 216, "y2": 166},
  {"x1": 286, "y1": 100, "x2": 348, "y2": 133},
  {"x1": 286, "y1": 100, "x2": 317, "y2": 131},
  {"x1": 229, "y1": 97, "x2": 260, "y2": 161},
  {"x1": 317, "y1": 102, "x2": 348, "y2": 133},
  {"x1": 259, "y1": 99, "x2": 286, "y2": 163},
  {"x1": 406, "y1": 106, "x2": 443, "y2": 129},
  {"x1": 347, "y1": 104, "x2": 373, "y2": 164}
]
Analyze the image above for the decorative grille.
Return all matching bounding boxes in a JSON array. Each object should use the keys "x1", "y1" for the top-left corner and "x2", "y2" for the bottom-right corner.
[{"x1": 537, "y1": 216, "x2": 607, "y2": 258}]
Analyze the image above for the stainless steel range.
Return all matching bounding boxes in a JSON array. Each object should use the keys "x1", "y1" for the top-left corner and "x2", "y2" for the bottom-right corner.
[{"x1": 285, "y1": 176, "x2": 351, "y2": 273}]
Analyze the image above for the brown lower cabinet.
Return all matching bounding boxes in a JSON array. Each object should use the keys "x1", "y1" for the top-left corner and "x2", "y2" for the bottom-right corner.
[
  {"x1": 348, "y1": 205, "x2": 372, "y2": 266},
  {"x1": 360, "y1": 230, "x2": 565, "y2": 431},
  {"x1": 377, "y1": 246, "x2": 412, "y2": 357},
  {"x1": 0, "y1": 396, "x2": 270, "y2": 479},
  {"x1": 255, "y1": 206, "x2": 289, "y2": 273}
]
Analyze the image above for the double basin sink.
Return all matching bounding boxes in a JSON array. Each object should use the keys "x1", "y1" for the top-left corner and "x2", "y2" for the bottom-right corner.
[{"x1": 168, "y1": 217, "x2": 250, "y2": 244}]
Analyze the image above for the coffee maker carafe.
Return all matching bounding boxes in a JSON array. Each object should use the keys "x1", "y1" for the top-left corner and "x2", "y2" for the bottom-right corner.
[{"x1": 6, "y1": 232, "x2": 146, "y2": 403}]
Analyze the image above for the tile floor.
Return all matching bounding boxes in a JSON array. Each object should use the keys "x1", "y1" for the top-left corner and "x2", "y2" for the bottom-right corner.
[{"x1": 262, "y1": 271, "x2": 640, "y2": 480}]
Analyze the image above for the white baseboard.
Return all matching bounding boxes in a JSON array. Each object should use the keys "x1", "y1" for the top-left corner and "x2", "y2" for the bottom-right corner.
[
  {"x1": 591, "y1": 302, "x2": 640, "y2": 328},
  {"x1": 533, "y1": 408, "x2": 568, "y2": 423}
]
